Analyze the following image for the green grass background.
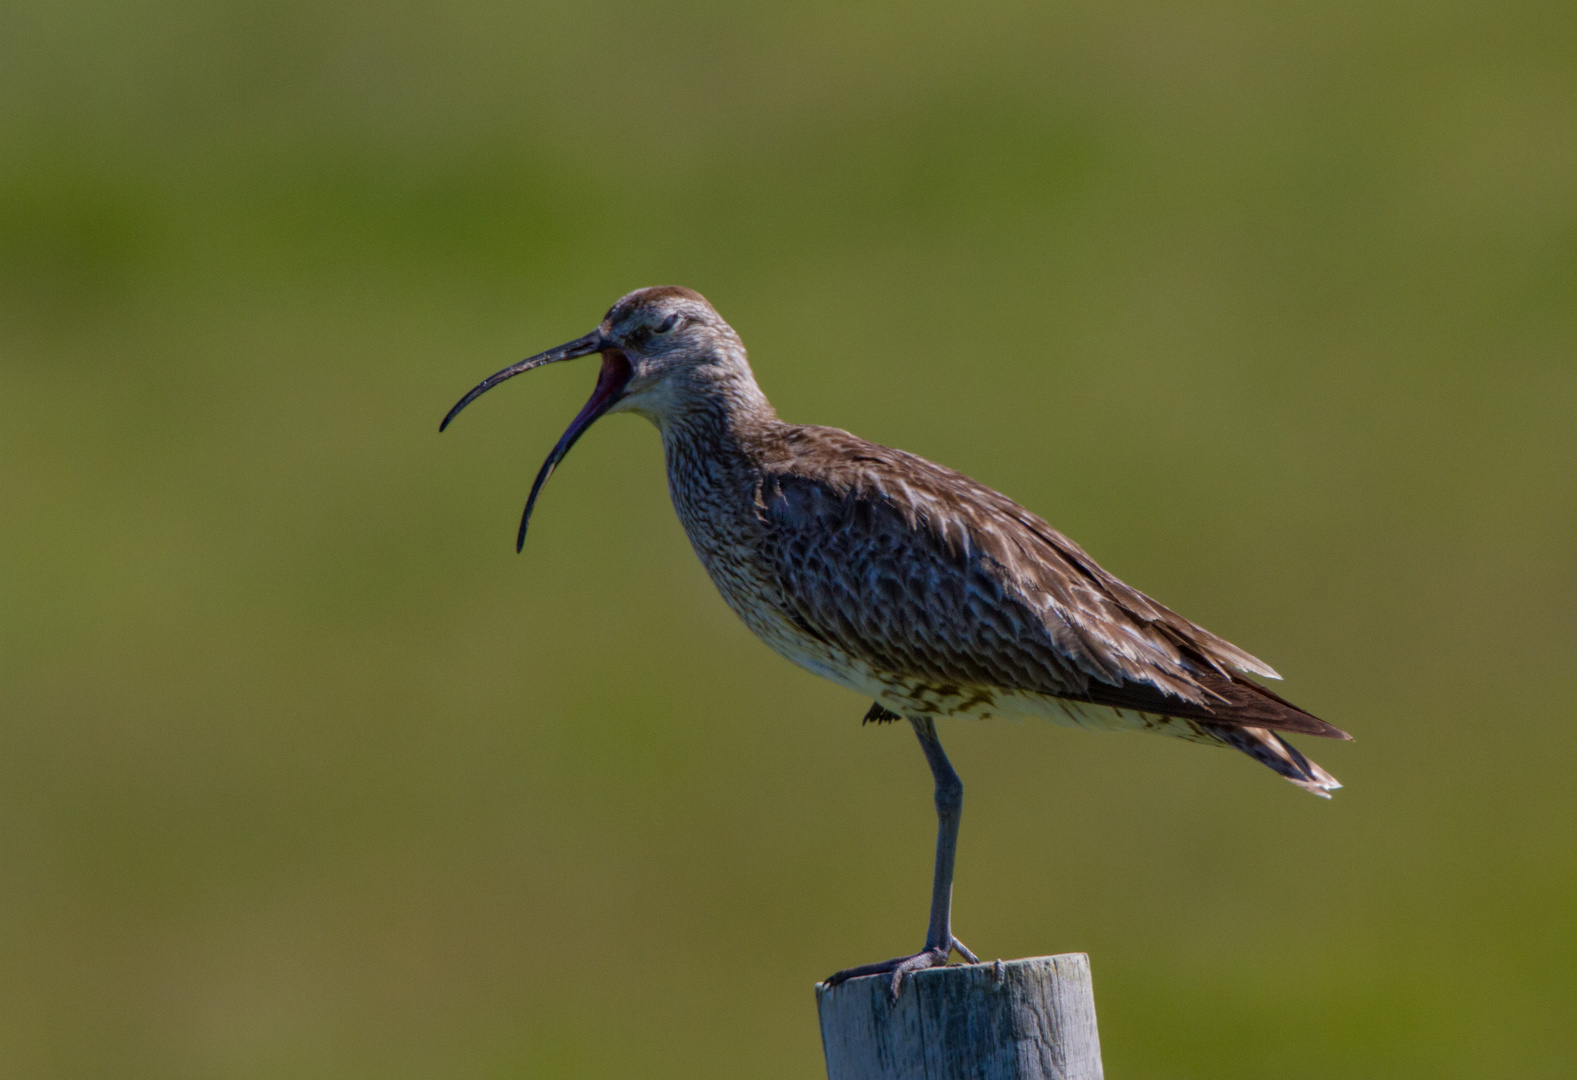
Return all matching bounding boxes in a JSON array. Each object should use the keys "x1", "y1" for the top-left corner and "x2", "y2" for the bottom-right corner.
[{"x1": 2, "y1": 1, "x2": 1574, "y2": 1076}]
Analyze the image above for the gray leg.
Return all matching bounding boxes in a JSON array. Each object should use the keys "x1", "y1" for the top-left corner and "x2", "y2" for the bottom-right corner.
[
  {"x1": 914, "y1": 715, "x2": 976, "y2": 959},
  {"x1": 824, "y1": 715, "x2": 979, "y2": 998}
]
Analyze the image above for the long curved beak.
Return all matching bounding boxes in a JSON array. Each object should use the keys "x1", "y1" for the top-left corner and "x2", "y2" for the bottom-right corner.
[
  {"x1": 440, "y1": 330, "x2": 634, "y2": 551},
  {"x1": 439, "y1": 331, "x2": 606, "y2": 432}
]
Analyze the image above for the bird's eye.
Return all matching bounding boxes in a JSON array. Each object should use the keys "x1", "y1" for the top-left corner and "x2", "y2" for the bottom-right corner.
[{"x1": 656, "y1": 314, "x2": 679, "y2": 334}]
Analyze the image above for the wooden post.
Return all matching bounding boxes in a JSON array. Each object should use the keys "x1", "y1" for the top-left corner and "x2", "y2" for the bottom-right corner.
[{"x1": 816, "y1": 954, "x2": 1104, "y2": 1080}]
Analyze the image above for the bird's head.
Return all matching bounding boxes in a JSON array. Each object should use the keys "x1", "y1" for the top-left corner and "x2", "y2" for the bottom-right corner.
[
  {"x1": 440, "y1": 286, "x2": 752, "y2": 550},
  {"x1": 598, "y1": 285, "x2": 745, "y2": 418}
]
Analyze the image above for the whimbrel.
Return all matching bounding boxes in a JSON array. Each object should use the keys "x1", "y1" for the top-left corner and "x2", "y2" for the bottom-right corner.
[{"x1": 441, "y1": 286, "x2": 1350, "y2": 995}]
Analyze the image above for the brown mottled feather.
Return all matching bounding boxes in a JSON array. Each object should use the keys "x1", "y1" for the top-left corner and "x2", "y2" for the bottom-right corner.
[{"x1": 752, "y1": 425, "x2": 1348, "y2": 741}]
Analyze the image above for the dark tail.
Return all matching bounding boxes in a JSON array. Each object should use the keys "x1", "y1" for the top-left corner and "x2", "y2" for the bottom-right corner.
[{"x1": 1203, "y1": 723, "x2": 1341, "y2": 798}]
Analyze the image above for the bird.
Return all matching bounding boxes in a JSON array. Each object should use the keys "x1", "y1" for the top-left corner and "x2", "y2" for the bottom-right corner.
[{"x1": 441, "y1": 285, "x2": 1351, "y2": 997}]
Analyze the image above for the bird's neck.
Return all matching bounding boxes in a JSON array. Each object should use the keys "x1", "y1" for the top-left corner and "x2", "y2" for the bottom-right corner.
[
  {"x1": 651, "y1": 358, "x2": 781, "y2": 462},
  {"x1": 650, "y1": 359, "x2": 787, "y2": 606}
]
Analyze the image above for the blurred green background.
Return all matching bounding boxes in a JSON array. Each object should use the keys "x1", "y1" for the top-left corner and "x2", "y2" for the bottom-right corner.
[{"x1": 2, "y1": 0, "x2": 1574, "y2": 1076}]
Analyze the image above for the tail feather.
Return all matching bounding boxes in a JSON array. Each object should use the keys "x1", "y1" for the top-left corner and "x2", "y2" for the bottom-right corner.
[{"x1": 1203, "y1": 723, "x2": 1341, "y2": 798}]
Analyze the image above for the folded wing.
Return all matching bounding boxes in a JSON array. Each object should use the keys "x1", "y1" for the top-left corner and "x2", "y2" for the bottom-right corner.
[{"x1": 759, "y1": 426, "x2": 1349, "y2": 741}]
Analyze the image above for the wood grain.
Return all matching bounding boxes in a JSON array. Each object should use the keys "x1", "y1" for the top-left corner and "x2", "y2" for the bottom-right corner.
[{"x1": 816, "y1": 955, "x2": 1104, "y2": 1080}]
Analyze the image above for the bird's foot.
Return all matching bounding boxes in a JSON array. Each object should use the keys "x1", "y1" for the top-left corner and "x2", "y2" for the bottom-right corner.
[{"x1": 823, "y1": 936, "x2": 981, "y2": 1000}]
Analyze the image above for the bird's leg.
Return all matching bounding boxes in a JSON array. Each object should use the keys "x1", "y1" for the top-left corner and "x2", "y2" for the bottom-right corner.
[
  {"x1": 914, "y1": 714, "x2": 969, "y2": 959},
  {"x1": 824, "y1": 715, "x2": 979, "y2": 998}
]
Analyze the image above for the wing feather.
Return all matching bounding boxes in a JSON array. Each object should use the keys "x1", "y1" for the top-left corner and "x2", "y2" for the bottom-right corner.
[{"x1": 759, "y1": 426, "x2": 1348, "y2": 741}]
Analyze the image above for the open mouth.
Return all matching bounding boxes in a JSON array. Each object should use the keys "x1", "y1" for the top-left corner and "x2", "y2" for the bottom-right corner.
[{"x1": 440, "y1": 334, "x2": 633, "y2": 550}]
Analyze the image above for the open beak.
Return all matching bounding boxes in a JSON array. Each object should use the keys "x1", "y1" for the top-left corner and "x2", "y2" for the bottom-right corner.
[{"x1": 440, "y1": 330, "x2": 633, "y2": 551}]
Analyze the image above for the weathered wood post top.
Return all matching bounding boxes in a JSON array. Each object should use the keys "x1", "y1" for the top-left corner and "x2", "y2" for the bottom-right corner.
[{"x1": 816, "y1": 954, "x2": 1104, "y2": 1080}]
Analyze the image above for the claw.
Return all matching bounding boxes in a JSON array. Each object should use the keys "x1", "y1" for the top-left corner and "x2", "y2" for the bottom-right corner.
[
  {"x1": 883, "y1": 947, "x2": 950, "y2": 1000},
  {"x1": 824, "y1": 937, "x2": 982, "y2": 1000}
]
